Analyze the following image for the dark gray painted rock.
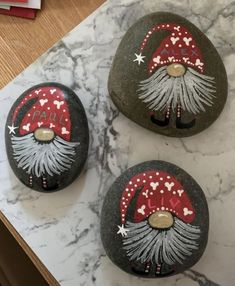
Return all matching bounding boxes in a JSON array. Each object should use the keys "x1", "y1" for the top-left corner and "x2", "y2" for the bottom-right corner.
[
  {"x1": 108, "y1": 12, "x2": 227, "y2": 137},
  {"x1": 5, "y1": 83, "x2": 89, "y2": 192},
  {"x1": 101, "y1": 161, "x2": 209, "y2": 278}
]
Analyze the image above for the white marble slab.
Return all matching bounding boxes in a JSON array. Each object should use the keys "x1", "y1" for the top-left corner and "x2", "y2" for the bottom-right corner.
[{"x1": 0, "y1": 0, "x2": 234, "y2": 285}]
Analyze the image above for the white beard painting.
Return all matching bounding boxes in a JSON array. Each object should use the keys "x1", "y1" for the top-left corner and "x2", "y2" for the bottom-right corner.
[
  {"x1": 11, "y1": 133, "x2": 79, "y2": 178},
  {"x1": 122, "y1": 218, "x2": 200, "y2": 276},
  {"x1": 138, "y1": 66, "x2": 215, "y2": 115}
]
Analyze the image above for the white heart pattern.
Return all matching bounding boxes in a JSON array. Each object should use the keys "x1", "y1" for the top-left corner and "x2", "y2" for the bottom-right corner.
[
  {"x1": 37, "y1": 122, "x2": 43, "y2": 127},
  {"x1": 168, "y1": 56, "x2": 174, "y2": 62},
  {"x1": 22, "y1": 123, "x2": 30, "y2": 131},
  {"x1": 39, "y1": 99, "x2": 48, "y2": 106},
  {"x1": 150, "y1": 182, "x2": 159, "y2": 191},
  {"x1": 183, "y1": 37, "x2": 192, "y2": 46},
  {"x1": 170, "y1": 37, "x2": 179, "y2": 45},
  {"x1": 35, "y1": 89, "x2": 41, "y2": 95},
  {"x1": 174, "y1": 26, "x2": 180, "y2": 31},
  {"x1": 142, "y1": 190, "x2": 149, "y2": 198},
  {"x1": 61, "y1": 127, "x2": 69, "y2": 135},
  {"x1": 153, "y1": 56, "x2": 161, "y2": 63},
  {"x1": 164, "y1": 182, "x2": 175, "y2": 191},
  {"x1": 177, "y1": 189, "x2": 184, "y2": 197},
  {"x1": 183, "y1": 207, "x2": 193, "y2": 216},
  {"x1": 183, "y1": 57, "x2": 189, "y2": 62},
  {"x1": 53, "y1": 100, "x2": 64, "y2": 110},
  {"x1": 50, "y1": 89, "x2": 56, "y2": 95},
  {"x1": 137, "y1": 205, "x2": 146, "y2": 215},
  {"x1": 50, "y1": 123, "x2": 55, "y2": 128},
  {"x1": 195, "y1": 59, "x2": 204, "y2": 66}
]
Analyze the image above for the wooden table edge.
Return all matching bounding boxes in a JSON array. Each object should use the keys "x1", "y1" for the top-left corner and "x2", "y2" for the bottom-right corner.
[{"x1": 0, "y1": 211, "x2": 60, "y2": 286}]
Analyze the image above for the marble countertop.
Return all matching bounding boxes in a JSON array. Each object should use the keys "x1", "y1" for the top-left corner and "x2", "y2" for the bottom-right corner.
[{"x1": 0, "y1": 0, "x2": 234, "y2": 285}]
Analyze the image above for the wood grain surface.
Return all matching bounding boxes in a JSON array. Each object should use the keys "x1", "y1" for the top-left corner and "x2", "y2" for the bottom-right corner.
[
  {"x1": 0, "y1": 0, "x2": 105, "y2": 89},
  {"x1": 0, "y1": 211, "x2": 59, "y2": 285}
]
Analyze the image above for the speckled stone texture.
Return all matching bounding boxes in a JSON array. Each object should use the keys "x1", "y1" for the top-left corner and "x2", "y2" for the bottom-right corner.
[
  {"x1": 5, "y1": 82, "x2": 89, "y2": 192},
  {"x1": 101, "y1": 160, "x2": 209, "y2": 278},
  {"x1": 109, "y1": 12, "x2": 228, "y2": 137}
]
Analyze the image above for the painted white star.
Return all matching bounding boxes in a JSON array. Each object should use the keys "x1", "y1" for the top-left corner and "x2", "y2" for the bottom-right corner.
[
  {"x1": 133, "y1": 53, "x2": 145, "y2": 65},
  {"x1": 8, "y1": 124, "x2": 18, "y2": 135},
  {"x1": 117, "y1": 225, "x2": 129, "y2": 237}
]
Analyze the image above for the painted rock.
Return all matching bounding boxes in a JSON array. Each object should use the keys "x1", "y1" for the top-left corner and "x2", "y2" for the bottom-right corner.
[
  {"x1": 108, "y1": 12, "x2": 227, "y2": 137},
  {"x1": 101, "y1": 161, "x2": 209, "y2": 277},
  {"x1": 5, "y1": 83, "x2": 89, "y2": 192}
]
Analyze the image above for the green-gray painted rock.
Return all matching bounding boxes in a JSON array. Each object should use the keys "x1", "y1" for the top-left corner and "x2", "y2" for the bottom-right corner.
[
  {"x1": 108, "y1": 12, "x2": 227, "y2": 137},
  {"x1": 5, "y1": 82, "x2": 89, "y2": 192},
  {"x1": 101, "y1": 160, "x2": 209, "y2": 277}
]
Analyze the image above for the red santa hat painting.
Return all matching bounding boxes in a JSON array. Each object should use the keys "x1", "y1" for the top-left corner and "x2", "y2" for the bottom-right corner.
[
  {"x1": 117, "y1": 170, "x2": 200, "y2": 275},
  {"x1": 133, "y1": 23, "x2": 216, "y2": 128},
  {"x1": 8, "y1": 86, "x2": 79, "y2": 189},
  {"x1": 12, "y1": 86, "x2": 72, "y2": 141}
]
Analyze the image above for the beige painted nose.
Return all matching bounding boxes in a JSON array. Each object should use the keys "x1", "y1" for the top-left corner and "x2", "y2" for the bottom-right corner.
[
  {"x1": 148, "y1": 211, "x2": 174, "y2": 229},
  {"x1": 167, "y1": 63, "x2": 186, "y2": 77},
  {"x1": 34, "y1": 128, "x2": 55, "y2": 142}
]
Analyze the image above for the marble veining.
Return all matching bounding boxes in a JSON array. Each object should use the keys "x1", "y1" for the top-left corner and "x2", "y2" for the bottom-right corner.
[{"x1": 0, "y1": 0, "x2": 235, "y2": 285}]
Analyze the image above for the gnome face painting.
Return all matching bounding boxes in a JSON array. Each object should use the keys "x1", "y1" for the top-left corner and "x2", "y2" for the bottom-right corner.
[
  {"x1": 5, "y1": 83, "x2": 89, "y2": 192},
  {"x1": 109, "y1": 12, "x2": 227, "y2": 137},
  {"x1": 101, "y1": 161, "x2": 209, "y2": 278}
]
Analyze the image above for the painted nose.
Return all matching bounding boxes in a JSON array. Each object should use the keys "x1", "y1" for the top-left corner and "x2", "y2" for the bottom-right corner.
[
  {"x1": 34, "y1": 128, "x2": 55, "y2": 142},
  {"x1": 148, "y1": 211, "x2": 174, "y2": 229},
  {"x1": 167, "y1": 63, "x2": 186, "y2": 77}
]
